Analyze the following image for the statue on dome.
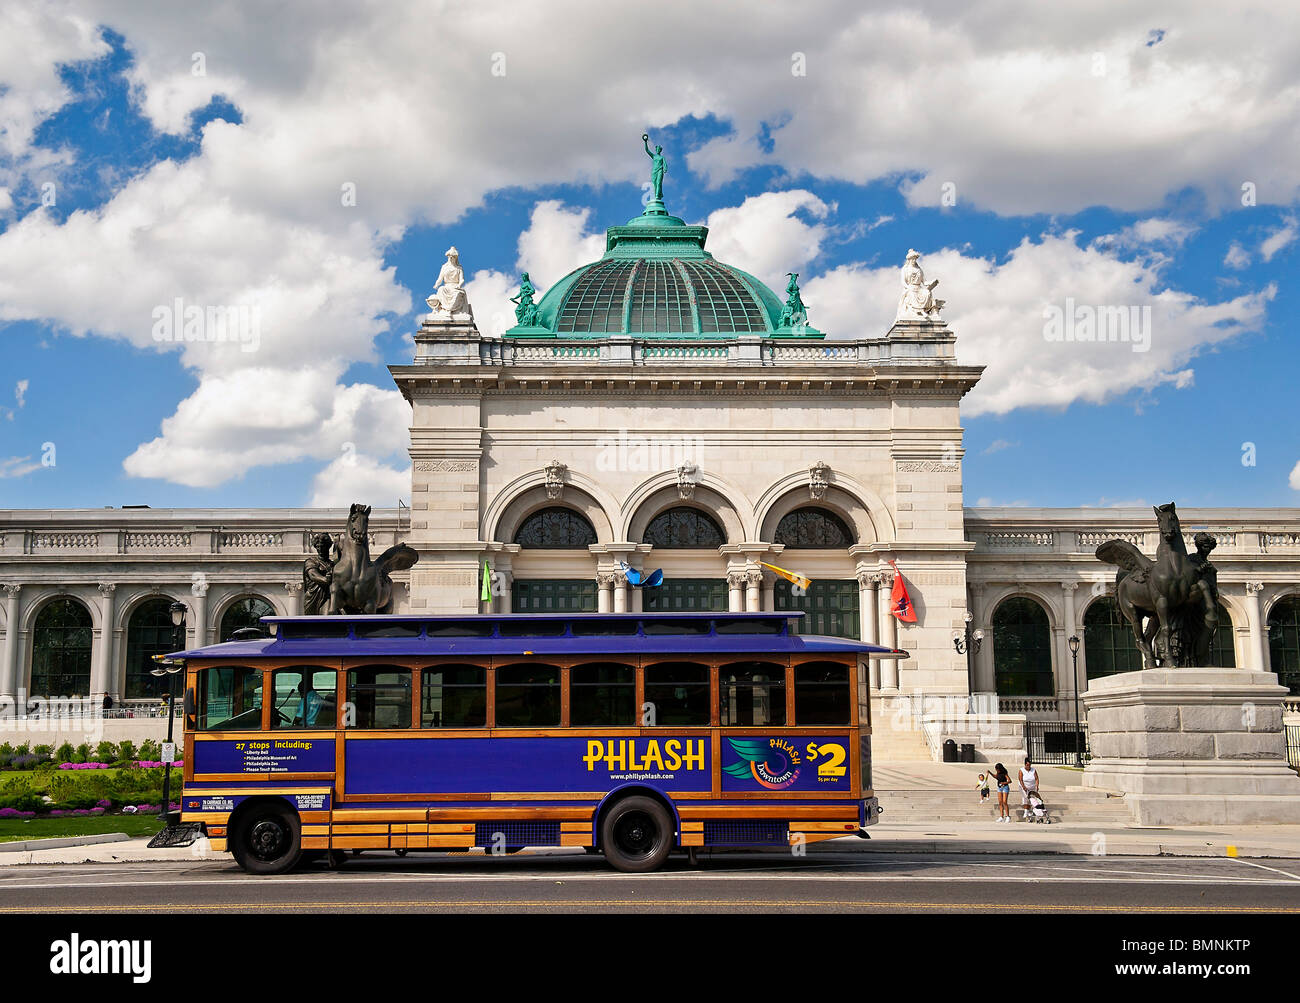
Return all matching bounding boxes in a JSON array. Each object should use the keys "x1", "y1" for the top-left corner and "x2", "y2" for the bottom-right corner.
[
  {"x1": 780, "y1": 272, "x2": 808, "y2": 329},
  {"x1": 426, "y1": 246, "x2": 472, "y2": 319},
  {"x1": 510, "y1": 272, "x2": 541, "y2": 327},
  {"x1": 894, "y1": 249, "x2": 945, "y2": 322},
  {"x1": 643, "y1": 133, "x2": 666, "y2": 205}
]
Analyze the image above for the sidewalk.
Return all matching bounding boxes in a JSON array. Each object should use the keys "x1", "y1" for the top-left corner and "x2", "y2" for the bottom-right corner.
[{"x1": 5, "y1": 822, "x2": 1300, "y2": 865}]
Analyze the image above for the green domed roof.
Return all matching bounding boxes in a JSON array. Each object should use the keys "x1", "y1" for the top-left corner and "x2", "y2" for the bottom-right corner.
[{"x1": 506, "y1": 200, "x2": 821, "y2": 340}]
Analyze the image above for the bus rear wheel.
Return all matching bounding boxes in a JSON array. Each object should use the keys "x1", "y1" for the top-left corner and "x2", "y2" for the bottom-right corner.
[
  {"x1": 600, "y1": 796, "x2": 672, "y2": 873},
  {"x1": 231, "y1": 803, "x2": 302, "y2": 875}
]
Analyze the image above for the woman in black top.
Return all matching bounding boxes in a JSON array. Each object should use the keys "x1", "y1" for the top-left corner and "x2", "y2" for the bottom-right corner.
[{"x1": 990, "y1": 762, "x2": 1012, "y2": 821}]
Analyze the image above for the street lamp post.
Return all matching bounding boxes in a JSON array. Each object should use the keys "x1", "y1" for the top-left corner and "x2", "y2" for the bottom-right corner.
[
  {"x1": 1068, "y1": 634, "x2": 1083, "y2": 768},
  {"x1": 149, "y1": 601, "x2": 188, "y2": 823},
  {"x1": 953, "y1": 612, "x2": 985, "y2": 700}
]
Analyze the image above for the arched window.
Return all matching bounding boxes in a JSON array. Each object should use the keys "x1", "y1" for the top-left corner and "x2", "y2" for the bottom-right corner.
[
  {"x1": 125, "y1": 597, "x2": 179, "y2": 700},
  {"x1": 1209, "y1": 603, "x2": 1236, "y2": 668},
  {"x1": 642, "y1": 507, "x2": 725, "y2": 548},
  {"x1": 1082, "y1": 597, "x2": 1144, "y2": 679},
  {"x1": 513, "y1": 507, "x2": 598, "y2": 548},
  {"x1": 773, "y1": 507, "x2": 855, "y2": 548},
  {"x1": 1084, "y1": 598, "x2": 1237, "y2": 677},
  {"x1": 219, "y1": 595, "x2": 275, "y2": 641},
  {"x1": 992, "y1": 596, "x2": 1054, "y2": 697},
  {"x1": 1268, "y1": 596, "x2": 1300, "y2": 695},
  {"x1": 31, "y1": 597, "x2": 92, "y2": 697}
]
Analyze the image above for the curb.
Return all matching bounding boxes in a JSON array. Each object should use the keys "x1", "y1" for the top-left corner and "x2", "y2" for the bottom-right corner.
[
  {"x1": 0, "y1": 832, "x2": 131, "y2": 853},
  {"x1": 824, "y1": 837, "x2": 1300, "y2": 859}
]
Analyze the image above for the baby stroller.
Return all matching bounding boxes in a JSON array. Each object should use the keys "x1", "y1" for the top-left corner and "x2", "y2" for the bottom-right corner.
[{"x1": 1023, "y1": 790, "x2": 1050, "y2": 823}]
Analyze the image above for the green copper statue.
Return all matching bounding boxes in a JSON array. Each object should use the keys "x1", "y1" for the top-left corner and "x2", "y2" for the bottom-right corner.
[
  {"x1": 510, "y1": 272, "x2": 541, "y2": 327},
  {"x1": 780, "y1": 272, "x2": 808, "y2": 329},
  {"x1": 642, "y1": 132, "x2": 666, "y2": 204}
]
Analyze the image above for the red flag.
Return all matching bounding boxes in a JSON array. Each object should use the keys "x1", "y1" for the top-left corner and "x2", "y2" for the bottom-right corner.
[{"x1": 888, "y1": 560, "x2": 917, "y2": 622}]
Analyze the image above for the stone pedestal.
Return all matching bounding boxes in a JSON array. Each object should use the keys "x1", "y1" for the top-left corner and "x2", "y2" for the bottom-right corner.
[{"x1": 1082, "y1": 668, "x2": 1300, "y2": 824}]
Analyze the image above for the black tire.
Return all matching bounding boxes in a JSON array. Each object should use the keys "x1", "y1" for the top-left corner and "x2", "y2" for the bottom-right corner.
[
  {"x1": 600, "y1": 796, "x2": 673, "y2": 873},
  {"x1": 230, "y1": 803, "x2": 302, "y2": 875}
]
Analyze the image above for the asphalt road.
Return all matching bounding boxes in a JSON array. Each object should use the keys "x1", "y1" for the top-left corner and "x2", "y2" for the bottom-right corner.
[{"x1": 2, "y1": 850, "x2": 1300, "y2": 913}]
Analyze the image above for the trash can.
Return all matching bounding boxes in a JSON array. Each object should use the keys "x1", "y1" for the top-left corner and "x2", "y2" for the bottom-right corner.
[
  {"x1": 942, "y1": 738, "x2": 958, "y2": 763},
  {"x1": 960, "y1": 743, "x2": 976, "y2": 763}
]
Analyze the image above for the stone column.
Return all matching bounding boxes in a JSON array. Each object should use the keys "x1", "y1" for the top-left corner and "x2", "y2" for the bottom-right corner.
[
  {"x1": 969, "y1": 584, "x2": 995, "y2": 693},
  {"x1": 878, "y1": 570, "x2": 899, "y2": 690},
  {"x1": 613, "y1": 571, "x2": 628, "y2": 614},
  {"x1": 597, "y1": 573, "x2": 614, "y2": 614},
  {"x1": 858, "y1": 572, "x2": 880, "y2": 689},
  {"x1": 494, "y1": 567, "x2": 512, "y2": 613},
  {"x1": 1061, "y1": 581, "x2": 1079, "y2": 699},
  {"x1": 745, "y1": 570, "x2": 762, "y2": 612},
  {"x1": 1245, "y1": 582, "x2": 1266, "y2": 671},
  {"x1": 2, "y1": 584, "x2": 21, "y2": 700},
  {"x1": 191, "y1": 580, "x2": 210, "y2": 647},
  {"x1": 727, "y1": 570, "x2": 746, "y2": 613},
  {"x1": 284, "y1": 581, "x2": 304, "y2": 616},
  {"x1": 91, "y1": 583, "x2": 116, "y2": 703}
]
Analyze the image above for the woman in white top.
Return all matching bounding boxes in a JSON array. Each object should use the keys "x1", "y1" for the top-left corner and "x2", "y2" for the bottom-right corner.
[{"x1": 1018, "y1": 758, "x2": 1040, "y2": 820}]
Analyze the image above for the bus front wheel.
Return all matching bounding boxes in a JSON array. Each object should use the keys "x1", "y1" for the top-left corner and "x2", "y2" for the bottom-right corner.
[
  {"x1": 600, "y1": 796, "x2": 672, "y2": 873},
  {"x1": 231, "y1": 803, "x2": 302, "y2": 875}
]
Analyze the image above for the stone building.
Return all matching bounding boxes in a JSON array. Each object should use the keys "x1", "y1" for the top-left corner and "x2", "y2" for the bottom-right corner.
[{"x1": 2, "y1": 185, "x2": 1298, "y2": 757}]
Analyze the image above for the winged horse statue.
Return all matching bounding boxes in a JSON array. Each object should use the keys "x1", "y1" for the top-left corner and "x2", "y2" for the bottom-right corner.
[
  {"x1": 1094, "y1": 502, "x2": 1216, "y2": 668},
  {"x1": 326, "y1": 503, "x2": 419, "y2": 614}
]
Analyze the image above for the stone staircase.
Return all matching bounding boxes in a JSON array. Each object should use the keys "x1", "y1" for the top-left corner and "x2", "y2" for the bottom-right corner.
[
  {"x1": 874, "y1": 787, "x2": 1133, "y2": 824},
  {"x1": 867, "y1": 699, "x2": 933, "y2": 761}
]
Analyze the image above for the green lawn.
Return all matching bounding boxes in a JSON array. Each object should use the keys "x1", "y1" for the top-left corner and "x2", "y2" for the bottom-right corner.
[{"x1": 0, "y1": 814, "x2": 165, "y2": 843}]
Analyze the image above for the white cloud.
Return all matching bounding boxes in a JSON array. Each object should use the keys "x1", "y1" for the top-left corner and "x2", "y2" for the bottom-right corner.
[
  {"x1": 122, "y1": 369, "x2": 411, "y2": 489},
  {"x1": 1289, "y1": 461, "x2": 1300, "y2": 492},
  {"x1": 464, "y1": 199, "x2": 607, "y2": 339},
  {"x1": 0, "y1": 455, "x2": 42, "y2": 478},
  {"x1": 14, "y1": 379, "x2": 27, "y2": 407},
  {"x1": 805, "y1": 233, "x2": 1273, "y2": 416},
  {"x1": 1260, "y1": 215, "x2": 1297, "y2": 261},
  {"x1": 0, "y1": 1, "x2": 107, "y2": 180},
  {"x1": 1, "y1": 1, "x2": 1296, "y2": 494},
  {"x1": 982, "y1": 439, "x2": 1018, "y2": 455},
  {"x1": 308, "y1": 452, "x2": 411, "y2": 508},
  {"x1": 702, "y1": 191, "x2": 832, "y2": 291},
  {"x1": 1223, "y1": 242, "x2": 1251, "y2": 269},
  {"x1": 1102, "y1": 217, "x2": 1197, "y2": 248}
]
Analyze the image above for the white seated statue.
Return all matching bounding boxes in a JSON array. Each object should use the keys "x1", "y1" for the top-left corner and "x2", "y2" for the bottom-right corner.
[
  {"x1": 895, "y1": 248, "x2": 945, "y2": 322},
  {"x1": 426, "y1": 246, "x2": 473, "y2": 319}
]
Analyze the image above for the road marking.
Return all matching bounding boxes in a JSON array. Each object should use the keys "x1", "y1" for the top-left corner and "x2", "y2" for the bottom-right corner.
[
  {"x1": 0, "y1": 871, "x2": 1291, "y2": 892},
  {"x1": 1228, "y1": 858, "x2": 1300, "y2": 882},
  {"x1": 0, "y1": 899, "x2": 1295, "y2": 914}
]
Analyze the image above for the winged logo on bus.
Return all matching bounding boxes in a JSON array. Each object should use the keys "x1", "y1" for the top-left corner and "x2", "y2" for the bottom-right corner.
[{"x1": 723, "y1": 738, "x2": 801, "y2": 790}]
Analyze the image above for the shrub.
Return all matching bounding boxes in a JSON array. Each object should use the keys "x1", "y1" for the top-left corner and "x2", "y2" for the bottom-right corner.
[
  {"x1": 74, "y1": 743, "x2": 91, "y2": 764},
  {"x1": 117, "y1": 740, "x2": 137, "y2": 762},
  {"x1": 94, "y1": 741, "x2": 116, "y2": 762},
  {"x1": 54, "y1": 742, "x2": 75, "y2": 763},
  {"x1": 33, "y1": 744, "x2": 53, "y2": 757},
  {"x1": 14, "y1": 743, "x2": 30, "y2": 757},
  {"x1": 138, "y1": 740, "x2": 160, "y2": 761}
]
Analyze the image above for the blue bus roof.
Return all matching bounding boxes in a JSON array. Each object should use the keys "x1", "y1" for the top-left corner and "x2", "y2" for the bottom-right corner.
[{"x1": 168, "y1": 612, "x2": 909, "y2": 661}]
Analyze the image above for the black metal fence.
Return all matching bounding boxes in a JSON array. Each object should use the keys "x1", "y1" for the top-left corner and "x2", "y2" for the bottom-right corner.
[
  {"x1": 1286, "y1": 724, "x2": 1300, "y2": 774},
  {"x1": 1025, "y1": 721, "x2": 1089, "y2": 766}
]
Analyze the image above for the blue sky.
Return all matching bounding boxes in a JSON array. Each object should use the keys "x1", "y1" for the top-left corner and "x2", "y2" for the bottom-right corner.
[{"x1": 1, "y1": 5, "x2": 1297, "y2": 511}]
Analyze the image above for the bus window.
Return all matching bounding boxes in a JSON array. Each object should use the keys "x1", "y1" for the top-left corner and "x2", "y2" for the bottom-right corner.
[
  {"x1": 196, "y1": 666, "x2": 262, "y2": 730},
  {"x1": 643, "y1": 662, "x2": 710, "y2": 726},
  {"x1": 720, "y1": 661, "x2": 786, "y2": 726},
  {"x1": 794, "y1": 661, "x2": 852, "y2": 725},
  {"x1": 494, "y1": 663, "x2": 560, "y2": 727},
  {"x1": 569, "y1": 663, "x2": 635, "y2": 726},
  {"x1": 347, "y1": 666, "x2": 412, "y2": 729},
  {"x1": 422, "y1": 665, "x2": 487, "y2": 728},
  {"x1": 270, "y1": 667, "x2": 336, "y2": 729}
]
